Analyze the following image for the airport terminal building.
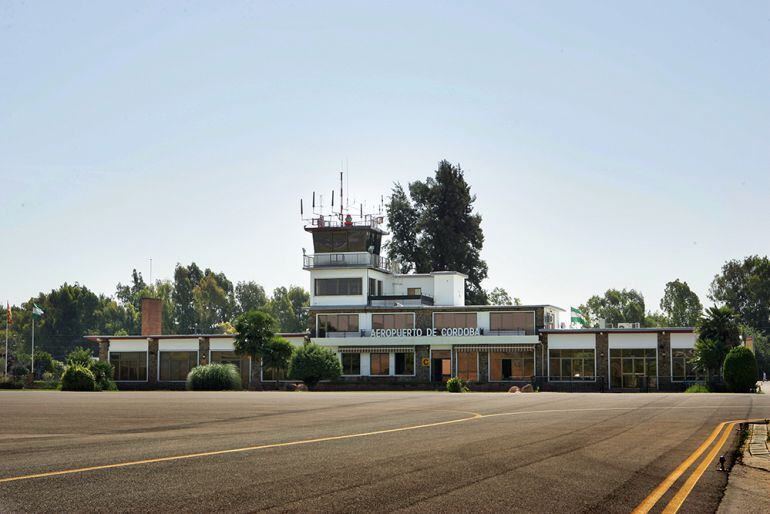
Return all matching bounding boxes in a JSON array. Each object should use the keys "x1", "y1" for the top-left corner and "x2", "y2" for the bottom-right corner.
[{"x1": 87, "y1": 214, "x2": 700, "y2": 391}]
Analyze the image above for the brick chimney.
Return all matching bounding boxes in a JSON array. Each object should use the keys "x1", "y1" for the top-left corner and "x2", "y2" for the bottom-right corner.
[{"x1": 141, "y1": 297, "x2": 163, "y2": 336}]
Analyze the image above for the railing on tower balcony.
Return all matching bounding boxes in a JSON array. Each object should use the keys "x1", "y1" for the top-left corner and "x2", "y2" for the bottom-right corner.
[
  {"x1": 302, "y1": 252, "x2": 398, "y2": 273},
  {"x1": 367, "y1": 294, "x2": 434, "y2": 307}
]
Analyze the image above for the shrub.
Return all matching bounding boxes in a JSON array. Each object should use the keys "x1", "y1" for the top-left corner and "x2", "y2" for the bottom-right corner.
[
  {"x1": 723, "y1": 346, "x2": 758, "y2": 393},
  {"x1": 33, "y1": 350, "x2": 55, "y2": 375},
  {"x1": 186, "y1": 364, "x2": 242, "y2": 391},
  {"x1": 61, "y1": 364, "x2": 96, "y2": 391},
  {"x1": 66, "y1": 347, "x2": 94, "y2": 367},
  {"x1": 685, "y1": 384, "x2": 711, "y2": 393},
  {"x1": 0, "y1": 376, "x2": 23, "y2": 389},
  {"x1": 90, "y1": 360, "x2": 118, "y2": 391},
  {"x1": 288, "y1": 344, "x2": 341, "y2": 388},
  {"x1": 446, "y1": 377, "x2": 469, "y2": 393},
  {"x1": 10, "y1": 363, "x2": 29, "y2": 378}
]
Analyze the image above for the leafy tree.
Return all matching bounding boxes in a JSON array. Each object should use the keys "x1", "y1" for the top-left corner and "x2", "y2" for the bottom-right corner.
[
  {"x1": 691, "y1": 338, "x2": 723, "y2": 383},
  {"x1": 385, "y1": 160, "x2": 489, "y2": 304},
  {"x1": 194, "y1": 274, "x2": 233, "y2": 333},
  {"x1": 743, "y1": 326, "x2": 769, "y2": 380},
  {"x1": 643, "y1": 311, "x2": 669, "y2": 328},
  {"x1": 173, "y1": 263, "x2": 204, "y2": 334},
  {"x1": 584, "y1": 289, "x2": 645, "y2": 326},
  {"x1": 709, "y1": 255, "x2": 770, "y2": 333},
  {"x1": 116, "y1": 269, "x2": 147, "y2": 313},
  {"x1": 262, "y1": 337, "x2": 295, "y2": 384},
  {"x1": 488, "y1": 287, "x2": 514, "y2": 306},
  {"x1": 660, "y1": 279, "x2": 702, "y2": 326},
  {"x1": 698, "y1": 305, "x2": 740, "y2": 348},
  {"x1": 235, "y1": 281, "x2": 268, "y2": 314},
  {"x1": 233, "y1": 310, "x2": 277, "y2": 389},
  {"x1": 265, "y1": 286, "x2": 310, "y2": 332},
  {"x1": 33, "y1": 350, "x2": 55, "y2": 377},
  {"x1": 722, "y1": 346, "x2": 758, "y2": 393},
  {"x1": 288, "y1": 343, "x2": 341, "y2": 388}
]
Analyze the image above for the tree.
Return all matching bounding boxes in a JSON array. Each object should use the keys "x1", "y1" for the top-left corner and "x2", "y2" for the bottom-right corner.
[
  {"x1": 692, "y1": 306, "x2": 742, "y2": 384},
  {"x1": 265, "y1": 286, "x2": 310, "y2": 332},
  {"x1": 235, "y1": 281, "x2": 268, "y2": 314},
  {"x1": 385, "y1": 160, "x2": 489, "y2": 304},
  {"x1": 288, "y1": 343, "x2": 341, "y2": 388},
  {"x1": 116, "y1": 269, "x2": 147, "y2": 313},
  {"x1": 710, "y1": 256, "x2": 770, "y2": 333},
  {"x1": 723, "y1": 346, "x2": 758, "y2": 393},
  {"x1": 488, "y1": 287, "x2": 520, "y2": 306},
  {"x1": 644, "y1": 311, "x2": 669, "y2": 328},
  {"x1": 193, "y1": 274, "x2": 233, "y2": 333},
  {"x1": 233, "y1": 310, "x2": 277, "y2": 389},
  {"x1": 172, "y1": 263, "x2": 204, "y2": 334},
  {"x1": 262, "y1": 337, "x2": 295, "y2": 386},
  {"x1": 691, "y1": 338, "x2": 723, "y2": 383},
  {"x1": 660, "y1": 279, "x2": 702, "y2": 327},
  {"x1": 584, "y1": 289, "x2": 645, "y2": 326}
]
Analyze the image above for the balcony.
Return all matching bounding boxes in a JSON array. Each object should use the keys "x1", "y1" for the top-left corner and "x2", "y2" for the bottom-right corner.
[
  {"x1": 303, "y1": 252, "x2": 398, "y2": 273},
  {"x1": 368, "y1": 294, "x2": 434, "y2": 307}
]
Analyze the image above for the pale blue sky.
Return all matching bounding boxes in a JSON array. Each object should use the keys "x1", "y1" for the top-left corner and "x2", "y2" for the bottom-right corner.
[{"x1": 1, "y1": 1, "x2": 768, "y2": 315}]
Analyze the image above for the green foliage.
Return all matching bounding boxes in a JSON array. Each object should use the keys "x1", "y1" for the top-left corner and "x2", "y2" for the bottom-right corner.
[
  {"x1": 709, "y1": 255, "x2": 770, "y2": 332},
  {"x1": 235, "y1": 281, "x2": 268, "y2": 313},
  {"x1": 186, "y1": 364, "x2": 242, "y2": 391},
  {"x1": 685, "y1": 384, "x2": 711, "y2": 393},
  {"x1": 90, "y1": 360, "x2": 117, "y2": 391},
  {"x1": 288, "y1": 343, "x2": 341, "y2": 388},
  {"x1": 33, "y1": 350, "x2": 55, "y2": 374},
  {"x1": 691, "y1": 338, "x2": 725, "y2": 381},
  {"x1": 446, "y1": 377, "x2": 469, "y2": 393},
  {"x1": 10, "y1": 363, "x2": 29, "y2": 378},
  {"x1": 723, "y1": 347, "x2": 758, "y2": 393},
  {"x1": 698, "y1": 306, "x2": 741, "y2": 348},
  {"x1": 0, "y1": 376, "x2": 23, "y2": 389},
  {"x1": 61, "y1": 364, "x2": 96, "y2": 391},
  {"x1": 584, "y1": 288, "x2": 645, "y2": 326},
  {"x1": 489, "y1": 287, "x2": 519, "y2": 306},
  {"x1": 644, "y1": 311, "x2": 669, "y2": 328},
  {"x1": 660, "y1": 279, "x2": 702, "y2": 326},
  {"x1": 264, "y1": 286, "x2": 310, "y2": 333},
  {"x1": 385, "y1": 161, "x2": 489, "y2": 305},
  {"x1": 66, "y1": 346, "x2": 94, "y2": 367},
  {"x1": 41, "y1": 371, "x2": 60, "y2": 390},
  {"x1": 234, "y1": 310, "x2": 277, "y2": 387},
  {"x1": 262, "y1": 337, "x2": 295, "y2": 381}
]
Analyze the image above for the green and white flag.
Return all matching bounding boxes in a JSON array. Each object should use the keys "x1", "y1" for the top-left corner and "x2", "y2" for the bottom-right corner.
[
  {"x1": 570, "y1": 307, "x2": 585, "y2": 326},
  {"x1": 32, "y1": 304, "x2": 44, "y2": 317}
]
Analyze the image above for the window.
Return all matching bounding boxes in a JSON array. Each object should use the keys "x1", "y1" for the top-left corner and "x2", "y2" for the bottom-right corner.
[
  {"x1": 395, "y1": 353, "x2": 414, "y2": 375},
  {"x1": 370, "y1": 353, "x2": 390, "y2": 375},
  {"x1": 609, "y1": 348, "x2": 656, "y2": 389},
  {"x1": 434, "y1": 312, "x2": 477, "y2": 330},
  {"x1": 672, "y1": 349, "x2": 700, "y2": 382},
  {"x1": 341, "y1": 353, "x2": 361, "y2": 375},
  {"x1": 407, "y1": 287, "x2": 422, "y2": 296},
  {"x1": 377, "y1": 280, "x2": 383, "y2": 296},
  {"x1": 314, "y1": 278, "x2": 362, "y2": 296},
  {"x1": 317, "y1": 314, "x2": 359, "y2": 337},
  {"x1": 490, "y1": 351, "x2": 535, "y2": 380},
  {"x1": 490, "y1": 312, "x2": 535, "y2": 334},
  {"x1": 371, "y1": 314, "x2": 414, "y2": 330},
  {"x1": 109, "y1": 352, "x2": 147, "y2": 381},
  {"x1": 369, "y1": 278, "x2": 377, "y2": 296},
  {"x1": 159, "y1": 351, "x2": 198, "y2": 381},
  {"x1": 210, "y1": 351, "x2": 249, "y2": 384},
  {"x1": 456, "y1": 351, "x2": 478, "y2": 381},
  {"x1": 549, "y1": 349, "x2": 595, "y2": 381}
]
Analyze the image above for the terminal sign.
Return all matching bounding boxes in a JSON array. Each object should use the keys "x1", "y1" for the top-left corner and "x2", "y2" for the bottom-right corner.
[{"x1": 370, "y1": 328, "x2": 481, "y2": 337}]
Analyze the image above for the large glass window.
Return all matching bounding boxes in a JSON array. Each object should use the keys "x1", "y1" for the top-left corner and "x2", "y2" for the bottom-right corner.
[
  {"x1": 210, "y1": 351, "x2": 249, "y2": 384},
  {"x1": 434, "y1": 312, "x2": 477, "y2": 330},
  {"x1": 548, "y1": 349, "x2": 595, "y2": 381},
  {"x1": 109, "y1": 352, "x2": 147, "y2": 381},
  {"x1": 490, "y1": 351, "x2": 535, "y2": 380},
  {"x1": 317, "y1": 314, "x2": 359, "y2": 337},
  {"x1": 341, "y1": 353, "x2": 361, "y2": 375},
  {"x1": 609, "y1": 348, "x2": 657, "y2": 389},
  {"x1": 314, "y1": 278, "x2": 363, "y2": 296},
  {"x1": 395, "y1": 352, "x2": 414, "y2": 375},
  {"x1": 159, "y1": 351, "x2": 198, "y2": 381},
  {"x1": 456, "y1": 351, "x2": 478, "y2": 381},
  {"x1": 490, "y1": 312, "x2": 535, "y2": 335},
  {"x1": 371, "y1": 314, "x2": 414, "y2": 330},
  {"x1": 370, "y1": 353, "x2": 390, "y2": 375},
  {"x1": 671, "y1": 348, "x2": 700, "y2": 382}
]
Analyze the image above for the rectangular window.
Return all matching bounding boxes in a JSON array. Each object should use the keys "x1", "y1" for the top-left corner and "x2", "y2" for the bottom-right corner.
[
  {"x1": 671, "y1": 349, "x2": 700, "y2": 381},
  {"x1": 370, "y1": 353, "x2": 390, "y2": 375},
  {"x1": 315, "y1": 278, "x2": 362, "y2": 296},
  {"x1": 394, "y1": 353, "x2": 414, "y2": 375},
  {"x1": 377, "y1": 280, "x2": 383, "y2": 296},
  {"x1": 490, "y1": 351, "x2": 535, "y2": 380},
  {"x1": 210, "y1": 351, "x2": 249, "y2": 385},
  {"x1": 407, "y1": 287, "x2": 422, "y2": 296},
  {"x1": 317, "y1": 314, "x2": 359, "y2": 337},
  {"x1": 371, "y1": 314, "x2": 414, "y2": 330},
  {"x1": 109, "y1": 352, "x2": 147, "y2": 381},
  {"x1": 434, "y1": 312, "x2": 477, "y2": 330},
  {"x1": 456, "y1": 351, "x2": 478, "y2": 381},
  {"x1": 159, "y1": 351, "x2": 198, "y2": 381},
  {"x1": 609, "y1": 348, "x2": 656, "y2": 389},
  {"x1": 548, "y1": 349, "x2": 595, "y2": 381},
  {"x1": 341, "y1": 353, "x2": 361, "y2": 375},
  {"x1": 368, "y1": 278, "x2": 377, "y2": 296},
  {"x1": 489, "y1": 312, "x2": 535, "y2": 335}
]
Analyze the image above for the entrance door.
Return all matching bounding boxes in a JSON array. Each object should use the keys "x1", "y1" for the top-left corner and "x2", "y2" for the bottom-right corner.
[
  {"x1": 431, "y1": 350, "x2": 451, "y2": 382},
  {"x1": 609, "y1": 348, "x2": 657, "y2": 391}
]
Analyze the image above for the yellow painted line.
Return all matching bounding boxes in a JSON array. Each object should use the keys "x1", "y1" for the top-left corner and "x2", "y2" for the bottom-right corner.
[
  {"x1": 631, "y1": 422, "x2": 728, "y2": 514},
  {"x1": 0, "y1": 412, "x2": 482, "y2": 484}
]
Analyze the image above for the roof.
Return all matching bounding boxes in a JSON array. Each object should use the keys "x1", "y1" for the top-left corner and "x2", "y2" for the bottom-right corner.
[
  {"x1": 393, "y1": 271, "x2": 469, "y2": 279},
  {"x1": 84, "y1": 332, "x2": 307, "y2": 341},
  {"x1": 540, "y1": 327, "x2": 695, "y2": 334},
  {"x1": 309, "y1": 304, "x2": 565, "y2": 312}
]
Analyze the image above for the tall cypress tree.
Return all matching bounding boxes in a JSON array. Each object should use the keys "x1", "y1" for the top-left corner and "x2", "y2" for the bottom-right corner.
[{"x1": 386, "y1": 160, "x2": 489, "y2": 304}]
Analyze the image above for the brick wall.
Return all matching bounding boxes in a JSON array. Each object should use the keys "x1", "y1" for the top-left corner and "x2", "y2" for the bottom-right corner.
[{"x1": 141, "y1": 298, "x2": 163, "y2": 336}]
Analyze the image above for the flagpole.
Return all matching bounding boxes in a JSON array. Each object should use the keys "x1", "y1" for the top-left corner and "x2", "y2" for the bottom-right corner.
[
  {"x1": 4, "y1": 305, "x2": 8, "y2": 376},
  {"x1": 31, "y1": 316, "x2": 35, "y2": 375}
]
